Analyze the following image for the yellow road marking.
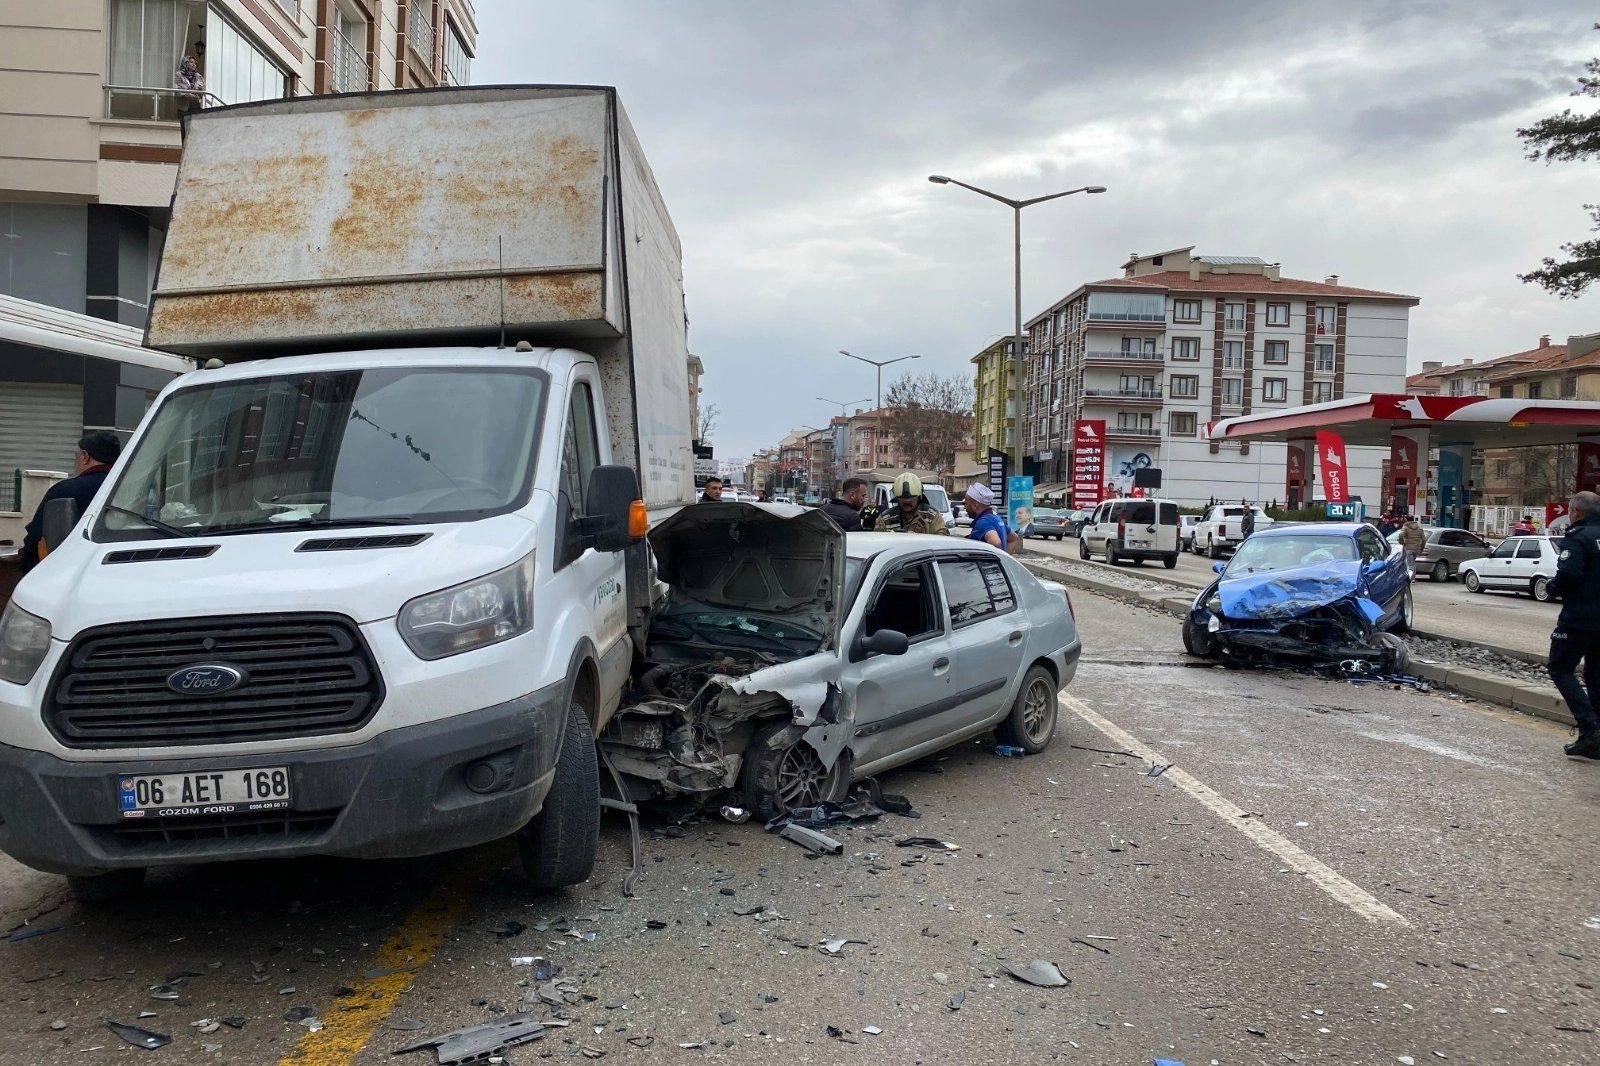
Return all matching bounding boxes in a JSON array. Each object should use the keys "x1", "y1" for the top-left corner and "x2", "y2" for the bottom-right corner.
[
  {"x1": 277, "y1": 864, "x2": 480, "y2": 1066},
  {"x1": 1062, "y1": 693, "x2": 1409, "y2": 927}
]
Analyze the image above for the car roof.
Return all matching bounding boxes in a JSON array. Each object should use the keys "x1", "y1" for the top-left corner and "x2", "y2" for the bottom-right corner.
[
  {"x1": 845, "y1": 531, "x2": 990, "y2": 559},
  {"x1": 1251, "y1": 522, "x2": 1365, "y2": 538}
]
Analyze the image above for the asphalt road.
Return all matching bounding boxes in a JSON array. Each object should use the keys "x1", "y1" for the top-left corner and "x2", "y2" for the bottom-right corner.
[
  {"x1": 1023, "y1": 534, "x2": 1562, "y2": 658},
  {"x1": 1, "y1": 591, "x2": 1597, "y2": 1065}
]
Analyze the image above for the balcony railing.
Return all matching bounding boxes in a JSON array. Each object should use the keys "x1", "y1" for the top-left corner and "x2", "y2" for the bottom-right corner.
[
  {"x1": 409, "y1": 0, "x2": 436, "y2": 66},
  {"x1": 104, "y1": 84, "x2": 225, "y2": 122},
  {"x1": 1083, "y1": 389, "x2": 1163, "y2": 400},
  {"x1": 1086, "y1": 350, "x2": 1164, "y2": 362},
  {"x1": 1108, "y1": 426, "x2": 1162, "y2": 439},
  {"x1": 1088, "y1": 311, "x2": 1166, "y2": 323},
  {"x1": 334, "y1": 34, "x2": 370, "y2": 92}
]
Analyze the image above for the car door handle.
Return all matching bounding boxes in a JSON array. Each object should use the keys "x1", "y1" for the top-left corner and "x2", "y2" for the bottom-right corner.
[
  {"x1": 933, "y1": 657, "x2": 950, "y2": 670},
  {"x1": 1008, "y1": 631, "x2": 1023, "y2": 645}
]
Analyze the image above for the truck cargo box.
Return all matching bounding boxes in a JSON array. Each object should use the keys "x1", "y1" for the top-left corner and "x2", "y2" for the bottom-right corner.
[{"x1": 147, "y1": 85, "x2": 694, "y2": 509}]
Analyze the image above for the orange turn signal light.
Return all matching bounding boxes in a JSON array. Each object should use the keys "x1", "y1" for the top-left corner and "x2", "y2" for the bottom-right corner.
[{"x1": 628, "y1": 500, "x2": 648, "y2": 539}]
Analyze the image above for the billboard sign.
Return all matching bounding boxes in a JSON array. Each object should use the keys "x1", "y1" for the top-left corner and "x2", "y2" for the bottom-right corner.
[{"x1": 1070, "y1": 420, "x2": 1105, "y2": 510}]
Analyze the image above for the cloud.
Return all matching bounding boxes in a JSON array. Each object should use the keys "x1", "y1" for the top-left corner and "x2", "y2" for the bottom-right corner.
[{"x1": 476, "y1": 0, "x2": 1600, "y2": 459}]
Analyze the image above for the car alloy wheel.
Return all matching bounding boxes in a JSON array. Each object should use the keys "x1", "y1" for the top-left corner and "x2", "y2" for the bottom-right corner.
[
  {"x1": 773, "y1": 741, "x2": 845, "y2": 810},
  {"x1": 1533, "y1": 575, "x2": 1553, "y2": 602},
  {"x1": 1020, "y1": 675, "x2": 1057, "y2": 746},
  {"x1": 1463, "y1": 570, "x2": 1482, "y2": 593},
  {"x1": 1432, "y1": 560, "x2": 1449, "y2": 583}
]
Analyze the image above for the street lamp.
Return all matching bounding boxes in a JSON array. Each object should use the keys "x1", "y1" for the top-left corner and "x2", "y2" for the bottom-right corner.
[
  {"x1": 839, "y1": 350, "x2": 920, "y2": 411},
  {"x1": 817, "y1": 395, "x2": 871, "y2": 417},
  {"x1": 927, "y1": 174, "x2": 1105, "y2": 473}
]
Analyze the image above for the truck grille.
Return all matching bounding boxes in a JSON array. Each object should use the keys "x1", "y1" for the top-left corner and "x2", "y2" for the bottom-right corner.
[
  {"x1": 45, "y1": 614, "x2": 383, "y2": 748},
  {"x1": 94, "y1": 808, "x2": 342, "y2": 848}
]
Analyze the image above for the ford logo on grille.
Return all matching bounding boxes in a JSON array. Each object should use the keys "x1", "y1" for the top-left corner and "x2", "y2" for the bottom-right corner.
[{"x1": 166, "y1": 664, "x2": 246, "y2": 696}]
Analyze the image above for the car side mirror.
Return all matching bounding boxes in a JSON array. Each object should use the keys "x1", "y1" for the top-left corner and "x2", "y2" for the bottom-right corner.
[
  {"x1": 858, "y1": 629, "x2": 910, "y2": 657},
  {"x1": 581, "y1": 465, "x2": 643, "y2": 553},
  {"x1": 41, "y1": 496, "x2": 81, "y2": 553},
  {"x1": 1212, "y1": 561, "x2": 1226, "y2": 574},
  {"x1": 1367, "y1": 558, "x2": 1386, "y2": 573}
]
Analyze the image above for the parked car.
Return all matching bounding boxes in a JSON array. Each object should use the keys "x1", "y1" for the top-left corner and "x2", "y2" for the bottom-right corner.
[
  {"x1": 1064, "y1": 509, "x2": 1093, "y2": 537},
  {"x1": 602, "y1": 517, "x2": 1083, "y2": 818},
  {"x1": 1193, "y1": 504, "x2": 1274, "y2": 558},
  {"x1": 1078, "y1": 498, "x2": 1181, "y2": 567},
  {"x1": 1028, "y1": 508, "x2": 1069, "y2": 540},
  {"x1": 1384, "y1": 526, "x2": 1490, "y2": 582},
  {"x1": 1183, "y1": 523, "x2": 1413, "y2": 667},
  {"x1": 1179, "y1": 514, "x2": 1201, "y2": 552},
  {"x1": 1458, "y1": 535, "x2": 1563, "y2": 601}
]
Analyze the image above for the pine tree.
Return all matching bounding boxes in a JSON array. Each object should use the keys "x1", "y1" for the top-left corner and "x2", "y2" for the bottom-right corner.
[{"x1": 1517, "y1": 25, "x2": 1600, "y2": 297}]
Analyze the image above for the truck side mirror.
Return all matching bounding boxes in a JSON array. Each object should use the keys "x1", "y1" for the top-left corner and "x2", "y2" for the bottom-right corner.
[
  {"x1": 41, "y1": 497, "x2": 82, "y2": 555},
  {"x1": 583, "y1": 465, "x2": 643, "y2": 553}
]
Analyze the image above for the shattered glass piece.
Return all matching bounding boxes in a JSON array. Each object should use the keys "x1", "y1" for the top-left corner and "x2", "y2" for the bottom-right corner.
[
  {"x1": 821, "y1": 938, "x2": 848, "y2": 955},
  {"x1": 220, "y1": 1017, "x2": 246, "y2": 1029},
  {"x1": 107, "y1": 1021, "x2": 171, "y2": 1050},
  {"x1": 1005, "y1": 960, "x2": 1069, "y2": 988},
  {"x1": 896, "y1": 837, "x2": 959, "y2": 851},
  {"x1": 720, "y1": 807, "x2": 751, "y2": 824}
]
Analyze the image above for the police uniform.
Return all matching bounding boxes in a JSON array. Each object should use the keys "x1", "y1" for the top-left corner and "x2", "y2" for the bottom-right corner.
[
  {"x1": 1549, "y1": 512, "x2": 1600, "y2": 757},
  {"x1": 878, "y1": 502, "x2": 947, "y2": 535}
]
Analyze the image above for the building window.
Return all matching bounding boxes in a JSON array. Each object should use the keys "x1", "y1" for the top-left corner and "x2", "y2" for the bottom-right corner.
[
  {"x1": 1223, "y1": 341, "x2": 1244, "y2": 369},
  {"x1": 1315, "y1": 305, "x2": 1338, "y2": 335},
  {"x1": 1312, "y1": 381, "x2": 1334, "y2": 403},
  {"x1": 1528, "y1": 381, "x2": 1543, "y2": 399},
  {"x1": 1448, "y1": 378, "x2": 1465, "y2": 396},
  {"x1": 1495, "y1": 459, "x2": 1511, "y2": 478},
  {"x1": 1264, "y1": 340, "x2": 1288, "y2": 365},
  {"x1": 444, "y1": 19, "x2": 472, "y2": 85},
  {"x1": 333, "y1": 4, "x2": 370, "y2": 92},
  {"x1": 1117, "y1": 412, "x2": 1154, "y2": 431},
  {"x1": 1265, "y1": 302, "x2": 1290, "y2": 327},
  {"x1": 1172, "y1": 337, "x2": 1200, "y2": 361},
  {"x1": 1263, "y1": 377, "x2": 1287, "y2": 403},
  {"x1": 1225, "y1": 302, "x2": 1245, "y2": 330},
  {"x1": 107, "y1": 0, "x2": 205, "y2": 118},
  {"x1": 409, "y1": 0, "x2": 437, "y2": 67},
  {"x1": 1220, "y1": 378, "x2": 1243, "y2": 406},
  {"x1": 1315, "y1": 344, "x2": 1335, "y2": 372},
  {"x1": 1499, "y1": 385, "x2": 1513, "y2": 398},
  {"x1": 1170, "y1": 412, "x2": 1197, "y2": 436},
  {"x1": 1562, "y1": 374, "x2": 1578, "y2": 399},
  {"x1": 1121, "y1": 337, "x2": 1157, "y2": 354},
  {"x1": 1088, "y1": 292, "x2": 1166, "y2": 322},
  {"x1": 1173, "y1": 299, "x2": 1201, "y2": 323},
  {"x1": 1171, "y1": 374, "x2": 1198, "y2": 399},
  {"x1": 210, "y1": 13, "x2": 290, "y2": 105}
]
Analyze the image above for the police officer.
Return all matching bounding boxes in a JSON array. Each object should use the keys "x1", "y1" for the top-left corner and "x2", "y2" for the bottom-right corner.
[{"x1": 1549, "y1": 490, "x2": 1600, "y2": 760}]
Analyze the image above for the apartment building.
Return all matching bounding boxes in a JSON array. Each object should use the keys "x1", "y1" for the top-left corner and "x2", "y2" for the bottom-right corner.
[
  {"x1": 1022, "y1": 247, "x2": 1417, "y2": 506},
  {"x1": 1476, "y1": 334, "x2": 1599, "y2": 508},
  {"x1": 970, "y1": 336, "x2": 1019, "y2": 464},
  {"x1": 0, "y1": 1, "x2": 475, "y2": 483},
  {"x1": 1405, "y1": 343, "x2": 1547, "y2": 398},
  {"x1": 844, "y1": 407, "x2": 911, "y2": 475}
]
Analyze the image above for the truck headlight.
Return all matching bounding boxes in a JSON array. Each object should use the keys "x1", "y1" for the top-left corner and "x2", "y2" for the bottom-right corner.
[
  {"x1": 0, "y1": 603, "x2": 52, "y2": 685},
  {"x1": 398, "y1": 554, "x2": 534, "y2": 661}
]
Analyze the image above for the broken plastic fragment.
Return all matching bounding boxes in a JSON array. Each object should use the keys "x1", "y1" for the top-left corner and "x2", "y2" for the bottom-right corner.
[
  {"x1": 645, "y1": 920, "x2": 668, "y2": 929},
  {"x1": 733, "y1": 905, "x2": 765, "y2": 916},
  {"x1": 390, "y1": 1020, "x2": 426, "y2": 1031},
  {"x1": 778, "y1": 824, "x2": 842, "y2": 855},
  {"x1": 1005, "y1": 960, "x2": 1069, "y2": 988},
  {"x1": 896, "y1": 837, "x2": 959, "y2": 851},
  {"x1": 8, "y1": 926, "x2": 63, "y2": 942},
  {"x1": 863, "y1": 1025, "x2": 883, "y2": 1035},
  {"x1": 107, "y1": 1021, "x2": 171, "y2": 1050},
  {"x1": 391, "y1": 1013, "x2": 547, "y2": 1064},
  {"x1": 821, "y1": 938, "x2": 849, "y2": 955},
  {"x1": 283, "y1": 1006, "x2": 315, "y2": 1023},
  {"x1": 720, "y1": 806, "x2": 751, "y2": 824},
  {"x1": 719, "y1": 1012, "x2": 737, "y2": 1025}
]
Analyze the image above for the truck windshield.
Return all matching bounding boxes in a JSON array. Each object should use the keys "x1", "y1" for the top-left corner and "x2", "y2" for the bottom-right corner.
[{"x1": 100, "y1": 367, "x2": 547, "y2": 539}]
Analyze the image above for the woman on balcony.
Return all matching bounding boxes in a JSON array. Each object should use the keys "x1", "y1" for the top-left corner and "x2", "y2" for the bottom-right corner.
[{"x1": 174, "y1": 56, "x2": 206, "y2": 115}]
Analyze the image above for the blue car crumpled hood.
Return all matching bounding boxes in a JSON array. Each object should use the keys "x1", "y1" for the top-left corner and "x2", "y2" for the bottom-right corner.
[{"x1": 1218, "y1": 560, "x2": 1385, "y2": 624}]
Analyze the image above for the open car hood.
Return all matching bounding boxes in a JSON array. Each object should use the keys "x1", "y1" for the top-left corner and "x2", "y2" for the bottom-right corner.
[
  {"x1": 1218, "y1": 560, "x2": 1382, "y2": 624},
  {"x1": 648, "y1": 503, "x2": 846, "y2": 650}
]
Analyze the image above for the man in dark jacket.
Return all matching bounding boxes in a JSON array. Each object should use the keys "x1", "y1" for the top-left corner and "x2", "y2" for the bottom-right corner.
[
  {"x1": 21, "y1": 432, "x2": 122, "y2": 572},
  {"x1": 1549, "y1": 491, "x2": 1600, "y2": 760},
  {"x1": 820, "y1": 477, "x2": 867, "y2": 532},
  {"x1": 698, "y1": 476, "x2": 723, "y2": 503}
]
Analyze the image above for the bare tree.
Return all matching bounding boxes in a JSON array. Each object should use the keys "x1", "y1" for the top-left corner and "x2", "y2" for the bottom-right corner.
[
  {"x1": 697, "y1": 403, "x2": 719, "y2": 443},
  {"x1": 883, "y1": 373, "x2": 975, "y2": 478}
]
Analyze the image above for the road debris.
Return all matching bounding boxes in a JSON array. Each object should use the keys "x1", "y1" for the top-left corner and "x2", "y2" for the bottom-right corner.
[
  {"x1": 854, "y1": 778, "x2": 917, "y2": 816},
  {"x1": 1005, "y1": 959, "x2": 1070, "y2": 987},
  {"x1": 720, "y1": 806, "x2": 751, "y2": 823},
  {"x1": 1147, "y1": 764, "x2": 1170, "y2": 777},
  {"x1": 778, "y1": 824, "x2": 843, "y2": 855},
  {"x1": 863, "y1": 1026, "x2": 883, "y2": 1035},
  {"x1": 106, "y1": 1021, "x2": 171, "y2": 1050},
  {"x1": 490, "y1": 921, "x2": 526, "y2": 939},
  {"x1": 732, "y1": 905, "x2": 765, "y2": 916},
  {"x1": 510, "y1": 957, "x2": 561, "y2": 981},
  {"x1": 896, "y1": 837, "x2": 960, "y2": 851},
  {"x1": 7, "y1": 926, "x2": 63, "y2": 942},
  {"x1": 991, "y1": 744, "x2": 1028, "y2": 757},
  {"x1": 392, "y1": 1014, "x2": 548, "y2": 1065},
  {"x1": 390, "y1": 1021, "x2": 427, "y2": 1031},
  {"x1": 949, "y1": 990, "x2": 967, "y2": 1010},
  {"x1": 1071, "y1": 937, "x2": 1111, "y2": 954},
  {"x1": 283, "y1": 1006, "x2": 316, "y2": 1023},
  {"x1": 765, "y1": 798, "x2": 885, "y2": 832},
  {"x1": 719, "y1": 1012, "x2": 737, "y2": 1025}
]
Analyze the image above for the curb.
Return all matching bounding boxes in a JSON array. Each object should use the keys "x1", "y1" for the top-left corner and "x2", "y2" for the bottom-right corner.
[{"x1": 1022, "y1": 557, "x2": 1576, "y2": 729}]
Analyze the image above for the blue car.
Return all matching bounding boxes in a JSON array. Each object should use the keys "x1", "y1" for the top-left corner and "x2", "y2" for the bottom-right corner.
[{"x1": 1182, "y1": 523, "x2": 1414, "y2": 668}]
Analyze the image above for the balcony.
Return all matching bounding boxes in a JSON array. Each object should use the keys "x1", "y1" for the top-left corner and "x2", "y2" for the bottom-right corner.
[
  {"x1": 1085, "y1": 350, "x2": 1164, "y2": 364},
  {"x1": 104, "y1": 85, "x2": 224, "y2": 122},
  {"x1": 1106, "y1": 426, "x2": 1162, "y2": 440},
  {"x1": 409, "y1": 0, "x2": 436, "y2": 66},
  {"x1": 1083, "y1": 389, "x2": 1163, "y2": 405},
  {"x1": 1225, "y1": 317, "x2": 1246, "y2": 331},
  {"x1": 334, "y1": 33, "x2": 371, "y2": 93}
]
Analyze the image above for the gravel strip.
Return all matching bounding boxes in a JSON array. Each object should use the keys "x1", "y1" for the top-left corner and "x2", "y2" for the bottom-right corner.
[
  {"x1": 1023, "y1": 554, "x2": 1190, "y2": 595},
  {"x1": 1401, "y1": 634, "x2": 1552, "y2": 687}
]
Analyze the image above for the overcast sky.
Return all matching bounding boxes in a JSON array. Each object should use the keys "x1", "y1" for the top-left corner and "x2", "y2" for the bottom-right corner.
[{"x1": 475, "y1": 1, "x2": 1599, "y2": 461}]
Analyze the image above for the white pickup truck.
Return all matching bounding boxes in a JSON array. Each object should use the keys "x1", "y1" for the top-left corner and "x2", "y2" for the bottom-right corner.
[{"x1": 1192, "y1": 504, "x2": 1273, "y2": 558}]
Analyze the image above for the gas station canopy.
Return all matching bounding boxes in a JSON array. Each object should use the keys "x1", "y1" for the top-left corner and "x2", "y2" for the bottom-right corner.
[{"x1": 1210, "y1": 394, "x2": 1600, "y2": 449}]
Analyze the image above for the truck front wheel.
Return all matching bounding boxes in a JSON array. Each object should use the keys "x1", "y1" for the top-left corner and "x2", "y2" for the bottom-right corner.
[{"x1": 518, "y1": 699, "x2": 600, "y2": 890}]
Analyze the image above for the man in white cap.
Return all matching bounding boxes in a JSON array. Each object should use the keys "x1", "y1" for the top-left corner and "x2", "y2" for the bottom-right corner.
[{"x1": 963, "y1": 483, "x2": 1011, "y2": 551}]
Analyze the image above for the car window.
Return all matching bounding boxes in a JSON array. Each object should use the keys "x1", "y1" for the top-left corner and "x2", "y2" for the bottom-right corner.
[
  {"x1": 937, "y1": 558, "x2": 1016, "y2": 627},
  {"x1": 1158, "y1": 502, "x2": 1179, "y2": 526},
  {"x1": 1227, "y1": 533, "x2": 1355, "y2": 573},
  {"x1": 1108, "y1": 503, "x2": 1126, "y2": 523},
  {"x1": 1490, "y1": 538, "x2": 1519, "y2": 558},
  {"x1": 557, "y1": 380, "x2": 602, "y2": 569},
  {"x1": 1125, "y1": 502, "x2": 1155, "y2": 524},
  {"x1": 1516, "y1": 539, "x2": 1544, "y2": 559},
  {"x1": 1356, "y1": 529, "x2": 1387, "y2": 562},
  {"x1": 863, "y1": 561, "x2": 942, "y2": 643}
]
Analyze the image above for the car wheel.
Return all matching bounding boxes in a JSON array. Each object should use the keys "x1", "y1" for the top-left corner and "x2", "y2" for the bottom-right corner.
[
  {"x1": 68, "y1": 868, "x2": 146, "y2": 903},
  {"x1": 1392, "y1": 585, "x2": 1414, "y2": 634},
  {"x1": 1431, "y1": 560, "x2": 1449, "y2": 583},
  {"x1": 1533, "y1": 575, "x2": 1554, "y2": 602},
  {"x1": 994, "y1": 665, "x2": 1059, "y2": 754},
  {"x1": 1106, "y1": 541, "x2": 1120, "y2": 565},
  {"x1": 1078, "y1": 536, "x2": 1090, "y2": 560},
  {"x1": 1181, "y1": 615, "x2": 1216, "y2": 657},
  {"x1": 1163, "y1": 554, "x2": 1178, "y2": 569},
  {"x1": 1207, "y1": 538, "x2": 1221, "y2": 560},
  {"x1": 743, "y1": 722, "x2": 850, "y2": 822},
  {"x1": 1374, "y1": 631, "x2": 1411, "y2": 674},
  {"x1": 1463, "y1": 570, "x2": 1483, "y2": 593},
  {"x1": 517, "y1": 699, "x2": 600, "y2": 890}
]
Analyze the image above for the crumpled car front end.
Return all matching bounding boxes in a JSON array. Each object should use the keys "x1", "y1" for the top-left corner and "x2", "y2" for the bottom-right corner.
[{"x1": 1189, "y1": 561, "x2": 1400, "y2": 668}]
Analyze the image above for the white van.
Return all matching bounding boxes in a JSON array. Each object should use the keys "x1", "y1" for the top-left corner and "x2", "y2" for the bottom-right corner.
[{"x1": 1077, "y1": 497, "x2": 1181, "y2": 568}]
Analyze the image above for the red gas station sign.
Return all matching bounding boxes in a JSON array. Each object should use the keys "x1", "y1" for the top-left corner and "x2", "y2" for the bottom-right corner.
[
  {"x1": 1317, "y1": 430, "x2": 1349, "y2": 503},
  {"x1": 1071, "y1": 420, "x2": 1105, "y2": 511}
]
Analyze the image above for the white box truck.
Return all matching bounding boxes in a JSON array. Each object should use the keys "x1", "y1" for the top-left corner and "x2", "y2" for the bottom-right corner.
[{"x1": 0, "y1": 87, "x2": 695, "y2": 899}]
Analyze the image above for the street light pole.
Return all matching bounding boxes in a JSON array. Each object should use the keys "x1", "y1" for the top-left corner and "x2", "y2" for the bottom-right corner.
[
  {"x1": 928, "y1": 175, "x2": 1105, "y2": 476},
  {"x1": 816, "y1": 395, "x2": 871, "y2": 417},
  {"x1": 839, "y1": 350, "x2": 921, "y2": 411}
]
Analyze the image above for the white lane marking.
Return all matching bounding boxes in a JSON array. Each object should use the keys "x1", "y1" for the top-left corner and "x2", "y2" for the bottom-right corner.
[{"x1": 1062, "y1": 693, "x2": 1409, "y2": 927}]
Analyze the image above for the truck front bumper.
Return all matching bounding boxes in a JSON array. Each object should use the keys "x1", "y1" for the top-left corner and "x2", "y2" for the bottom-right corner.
[{"x1": 0, "y1": 683, "x2": 566, "y2": 876}]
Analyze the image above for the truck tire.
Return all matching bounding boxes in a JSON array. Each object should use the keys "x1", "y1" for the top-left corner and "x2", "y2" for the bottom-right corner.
[
  {"x1": 993, "y1": 665, "x2": 1059, "y2": 754},
  {"x1": 743, "y1": 722, "x2": 850, "y2": 822},
  {"x1": 1163, "y1": 554, "x2": 1178, "y2": 569},
  {"x1": 1207, "y1": 537, "x2": 1221, "y2": 560},
  {"x1": 518, "y1": 700, "x2": 600, "y2": 890},
  {"x1": 1078, "y1": 536, "x2": 1090, "y2": 560},
  {"x1": 1106, "y1": 541, "x2": 1120, "y2": 565},
  {"x1": 1181, "y1": 615, "x2": 1215, "y2": 658},
  {"x1": 68, "y1": 868, "x2": 146, "y2": 903}
]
